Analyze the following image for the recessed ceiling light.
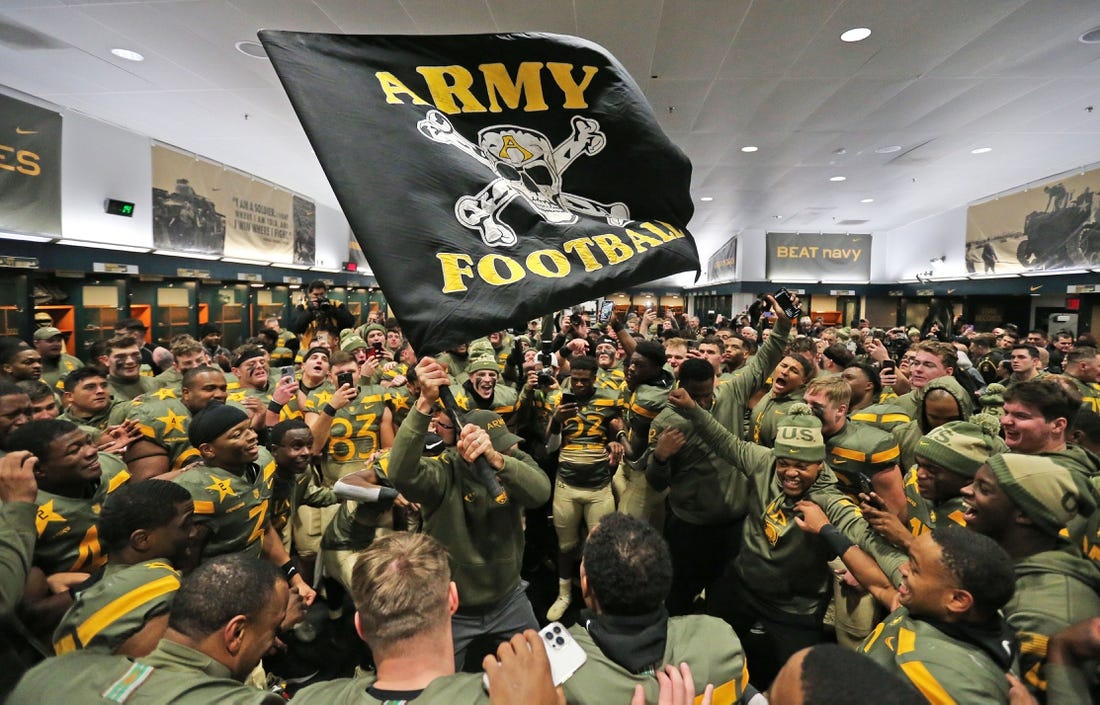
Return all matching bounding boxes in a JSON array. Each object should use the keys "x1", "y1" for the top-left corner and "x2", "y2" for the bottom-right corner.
[
  {"x1": 840, "y1": 27, "x2": 871, "y2": 43},
  {"x1": 699, "y1": 196, "x2": 714, "y2": 202},
  {"x1": 773, "y1": 215, "x2": 783, "y2": 219},
  {"x1": 829, "y1": 176, "x2": 847, "y2": 182},
  {"x1": 235, "y1": 40, "x2": 269, "y2": 59},
  {"x1": 874, "y1": 145, "x2": 901, "y2": 154},
  {"x1": 1079, "y1": 26, "x2": 1100, "y2": 43},
  {"x1": 971, "y1": 147, "x2": 992, "y2": 154},
  {"x1": 740, "y1": 145, "x2": 758, "y2": 153},
  {"x1": 860, "y1": 198, "x2": 875, "y2": 203},
  {"x1": 110, "y1": 48, "x2": 144, "y2": 62}
]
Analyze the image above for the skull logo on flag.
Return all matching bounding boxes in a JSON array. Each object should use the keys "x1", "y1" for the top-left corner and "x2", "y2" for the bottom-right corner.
[{"x1": 418, "y1": 110, "x2": 629, "y2": 247}]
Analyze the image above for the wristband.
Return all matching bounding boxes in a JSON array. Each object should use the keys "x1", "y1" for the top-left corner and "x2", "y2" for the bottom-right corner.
[
  {"x1": 819, "y1": 524, "x2": 854, "y2": 557},
  {"x1": 322, "y1": 403, "x2": 338, "y2": 417},
  {"x1": 281, "y1": 560, "x2": 300, "y2": 582},
  {"x1": 267, "y1": 399, "x2": 285, "y2": 414}
]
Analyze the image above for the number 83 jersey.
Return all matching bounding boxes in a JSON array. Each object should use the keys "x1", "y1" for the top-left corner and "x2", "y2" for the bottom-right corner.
[{"x1": 306, "y1": 382, "x2": 392, "y2": 482}]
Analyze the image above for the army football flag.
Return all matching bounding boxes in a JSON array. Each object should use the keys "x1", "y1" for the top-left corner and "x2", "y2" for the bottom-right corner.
[{"x1": 259, "y1": 31, "x2": 699, "y2": 353}]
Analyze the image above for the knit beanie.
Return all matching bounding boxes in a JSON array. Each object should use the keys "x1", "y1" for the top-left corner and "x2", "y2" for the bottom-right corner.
[
  {"x1": 340, "y1": 335, "x2": 367, "y2": 352},
  {"x1": 189, "y1": 403, "x2": 250, "y2": 448},
  {"x1": 914, "y1": 421, "x2": 999, "y2": 478},
  {"x1": 986, "y1": 453, "x2": 1097, "y2": 538},
  {"x1": 466, "y1": 353, "x2": 500, "y2": 375},
  {"x1": 360, "y1": 323, "x2": 386, "y2": 338},
  {"x1": 980, "y1": 383, "x2": 1006, "y2": 408},
  {"x1": 772, "y1": 403, "x2": 826, "y2": 462}
]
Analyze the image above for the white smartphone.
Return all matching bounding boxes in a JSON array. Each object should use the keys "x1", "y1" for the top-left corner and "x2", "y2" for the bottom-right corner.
[{"x1": 482, "y1": 622, "x2": 587, "y2": 691}]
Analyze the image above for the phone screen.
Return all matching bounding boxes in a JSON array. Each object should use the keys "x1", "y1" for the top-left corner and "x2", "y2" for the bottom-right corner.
[
  {"x1": 560, "y1": 393, "x2": 577, "y2": 406},
  {"x1": 280, "y1": 365, "x2": 295, "y2": 379},
  {"x1": 336, "y1": 371, "x2": 355, "y2": 389},
  {"x1": 773, "y1": 288, "x2": 802, "y2": 319}
]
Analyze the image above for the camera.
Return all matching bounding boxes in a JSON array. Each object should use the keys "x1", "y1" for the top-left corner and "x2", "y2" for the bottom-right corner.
[
  {"x1": 537, "y1": 368, "x2": 556, "y2": 387},
  {"x1": 569, "y1": 313, "x2": 583, "y2": 327},
  {"x1": 319, "y1": 300, "x2": 333, "y2": 312}
]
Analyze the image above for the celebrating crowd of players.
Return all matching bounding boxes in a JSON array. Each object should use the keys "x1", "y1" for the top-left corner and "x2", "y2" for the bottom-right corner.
[{"x1": 1, "y1": 277, "x2": 1099, "y2": 705}]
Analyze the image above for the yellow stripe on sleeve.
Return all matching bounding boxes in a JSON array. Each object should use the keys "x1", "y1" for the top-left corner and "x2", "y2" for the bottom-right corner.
[
  {"x1": 73, "y1": 575, "x2": 180, "y2": 650},
  {"x1": 871, "y1": 446, "x2": 901, "y2": 464},
  {"x1": 899, "y1": 661, "x2": 957, "y2": 705},
  {"x1": 192, "y1": 500, "x2": 216, "y2": 514}
]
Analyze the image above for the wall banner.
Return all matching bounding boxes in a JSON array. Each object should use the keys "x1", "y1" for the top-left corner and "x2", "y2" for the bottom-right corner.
[
  {"x1": 707, "y1": 236, "x2": 738, "y2": 282},
  {"x1": 0, "y1": 93, "x2": 61, "y2": 236},
  {"x1": 966, "y1": 169, "x2": 1100, "y2": 274},
  {"x1": 152, "y1": 144, "x2": 315, "y2": 264},
  {"x1": 765, "y1": 232, "x2": 870, "y2": 280}
]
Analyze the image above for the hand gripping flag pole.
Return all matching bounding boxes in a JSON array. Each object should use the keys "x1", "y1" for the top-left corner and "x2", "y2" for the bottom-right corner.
[{"x1": 437, "y1": 382, "x2": 508, "y2": 504}]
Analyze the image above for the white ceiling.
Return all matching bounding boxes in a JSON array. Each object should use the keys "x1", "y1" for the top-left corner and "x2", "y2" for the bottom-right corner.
[{"x1": 4, "y1": 0, "x2": 1100, "y2": 262}]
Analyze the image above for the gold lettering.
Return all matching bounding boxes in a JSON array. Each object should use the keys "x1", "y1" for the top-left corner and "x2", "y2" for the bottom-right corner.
[
  {"x1": 0, "y1": 145, "x2": 13, "y2": 172},
  {"x1": 640, "y1": 221, "x2": 676, "y2": 243},
  {"x1": 417, "y1": 66, "x2": 487, "y2": 114},
  {"x1": 497, "y1": 135, "x2": 533, "y2": 161},
  {"x1": 16, "y1": 150, "x2": 39, "y2": 177},
  {"x1": 437, "y1": 253, "x2": 475, "y2": 293},
  {"x1": 525, "y1": 249, "x2": 571, "y2": 278},
  {"x1": 477, "y1": 254, "x2": 526, "y2": 285},
  {"x1": 592, "y1": 234, "x2": 634, "y2": 265},
  {"x1": 563, "y1": 237, "x2": 604, "y2": 272},
  {"x1": 480, "y1": 62, "x2": 549, "y2": 113},
  {"x1": 546, "y1": 63, "x2": 599, "y2": 109},
  {"x1": 625, "y1": 228, "x2": 664, "y2": 252},
  {"x1": 374, "y1": 72, "x2": 430, "y2": 106}
]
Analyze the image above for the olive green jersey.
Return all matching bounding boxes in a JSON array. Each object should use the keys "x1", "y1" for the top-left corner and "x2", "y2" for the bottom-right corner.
[
  {"x1": 305, "y1": 382, "x2": 392, "y2": 479},
  {"x1": 1007, "y1": 548, "x2": 1100, "y2": 700},
  {"x1": 901, "y1": 466, "x2": 967, "y2": 538},
  {"x1": 292, "y1": 671, "x2": 487, "y2": 705},
  {"x1": 321, "y1": 451, "x2": 393, "y2": 552},
  {"x1": 595, "y1": 365, "x2": 626, "y2": 392},
  {"x1": 0, "y1": 501, "x2": 36, "y2": 614},
  {"x1": 59, "y1": 400, "x2": 123, "y2": 434},
  {"x1": 825, "y1": 420, "x2": 901, "y2": 499},
  {"x1": 647, "y1": 405, "x2": 750, "y2": 525},
  {"x1": 9, "y1": 640, "x2": 284, "y2": 705},
  {"x1": 126, "y1": 390, "x2": 202, "y2": 471},
  {"x1": 269, "y1": 466, "x2": 337, "y2": 535},
  {"x1": 848, "y1": 402, "x2": 912, "y2": 433},
  {"x1": 41, "y1": 354, "x2": 83, "y2": 391},
  {"x1": 449, "y1": 382, "x2": 522, "y2": 429},
  {"x1": 861, "y1": 607, "x2": 1012, "y2": 704},
  {"x1": 623, "y1": 374, "x2": 673, "y2": 455},
  {"x1": 34, "y1": 453, "x2": 131, "y2": 574},
  {"x1": 387, "y1": 385, "x2": 415, "y2": 427},
  {"x1": 53, "y1": 560, "x2": 180, "y2": 655},
  {"x1": 674, "y1": 404, "x2": 905, "y2": 618},
  {"x1": 555, "y1": 387, "x2": 622, "y2": 488},
  {"x1": 1064, "y1": 374, "x2": 1100, "y2": 413},
  {"x1": 227, "y1": 384, "x2": 304, "y2": 422},
  {"x1": 748, "y1": 389, "x2": 805, "y2": 447},
  {"x1": 108, "y1": 375, "x2": 157, "y2": 403},
  {"x1": 173, "y1": 448, "x2": 276, "y2": 559}
]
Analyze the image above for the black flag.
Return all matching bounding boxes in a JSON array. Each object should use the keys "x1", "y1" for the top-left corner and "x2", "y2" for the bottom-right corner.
[{"x1": 259, "y1": 31, "x2": 699, "y2": 354}]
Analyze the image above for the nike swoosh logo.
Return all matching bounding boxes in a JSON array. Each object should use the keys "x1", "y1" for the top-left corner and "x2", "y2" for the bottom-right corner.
[
  {"x1": 1029, "y1": 285, "x2": 1042, "y2": 292},
  {"x1": 15, "y1": 127, "x2": 37, "y2": 135}
]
